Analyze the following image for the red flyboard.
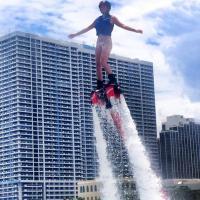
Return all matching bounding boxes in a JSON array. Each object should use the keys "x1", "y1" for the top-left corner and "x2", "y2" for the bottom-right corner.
[
  {"x1": 105, "y1": 84, "x2": 120, "y2": 99},
  {"x1": 91, "y1": 91, "x2": 104, "y2": 106},
  {"x1": 91, "y1": 84, "x2": 121, "y2": 107},
  {"x1": 91, "y1": 91, "x2": 99, "y2": 105}
]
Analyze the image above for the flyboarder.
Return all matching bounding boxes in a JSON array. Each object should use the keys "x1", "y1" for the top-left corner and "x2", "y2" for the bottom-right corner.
[{"x1": 68, "y1": 1, "x2": 143, "y2": 90}]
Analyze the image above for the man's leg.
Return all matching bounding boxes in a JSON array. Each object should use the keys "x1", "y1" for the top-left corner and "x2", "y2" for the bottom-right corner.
[
  {"x1": 100, "y1": 45, "x2": 112, "y2": 75},
  {"x1": 101, "y1": 51, "x2": 117, "y2": 85},
  {"x1": 101, "y1": 43, "x2": 118, "y2": 85},
  {"x1": 95, "y1": 45, "x2": 104, "y2": 89}
]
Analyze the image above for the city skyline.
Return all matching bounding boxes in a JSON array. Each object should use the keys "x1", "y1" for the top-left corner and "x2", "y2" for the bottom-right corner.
[
  {"x1": 0, "y1": 0, "x2": 200, "y2": 131},
  {"x1": 0, "y1": 31, "x2": 158, "y2": 199},
  {"x1": 159, "y1": 115, "x2": 200, "y2": 179}
]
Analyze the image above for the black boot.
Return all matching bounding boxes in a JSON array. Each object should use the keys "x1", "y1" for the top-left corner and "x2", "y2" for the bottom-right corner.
[
  {"x1": 108, "y1": 74, "x2": 121, "y2": 94},
  {"x1": 108, "y1": 74, "x2": 118, "y2": 85},
  {"x1": 96, "y1": 79, "x2": 104, "y2": 90}
]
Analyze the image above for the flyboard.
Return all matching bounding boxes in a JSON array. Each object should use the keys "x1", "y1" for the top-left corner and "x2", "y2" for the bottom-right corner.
[{"x1": 91, "y1": 84, "x2": 124, "y2": 138}]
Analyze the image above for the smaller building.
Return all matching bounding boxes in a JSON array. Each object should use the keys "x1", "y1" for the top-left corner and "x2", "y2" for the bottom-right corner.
[
  {"x1": 77, "y1": 180, "x2": 101, "y2": 200},
  {"x1": 77, "y1": 178, "x2": 138, "y2": 200},
  {"x1": 163, "y1": 179, "x2": 200, "y2": 200},
  {"x1": 159, "y1": 115, "x2": 200, "y2": 179}
]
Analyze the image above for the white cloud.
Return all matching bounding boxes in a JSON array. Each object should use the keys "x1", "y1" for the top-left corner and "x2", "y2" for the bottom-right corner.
[
  {"x1": 0, "y1": 0, "x2": 200, "y2": 133},
  {"x1": 103, "y1": 0, "x2": 200, "y2": 132}
]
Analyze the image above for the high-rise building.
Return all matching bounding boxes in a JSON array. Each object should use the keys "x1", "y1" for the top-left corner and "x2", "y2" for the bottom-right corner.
[
  {"x1": 0, "y1": 31, "x2": 158, "y2": 199},
  {"x1": 159, "y1": 115, "x2": 200, "y2": 179}
]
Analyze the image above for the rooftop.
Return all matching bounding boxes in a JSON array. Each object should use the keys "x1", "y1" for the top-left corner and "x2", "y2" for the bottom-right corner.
[{"x1": 0, "y1": 31, "x2": 153, "y2": 66}]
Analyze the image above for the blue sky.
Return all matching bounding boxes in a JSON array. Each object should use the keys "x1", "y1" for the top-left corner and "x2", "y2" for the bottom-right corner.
[{"x1": 0, "y1": 0, "x2": 200, "y2": 129}]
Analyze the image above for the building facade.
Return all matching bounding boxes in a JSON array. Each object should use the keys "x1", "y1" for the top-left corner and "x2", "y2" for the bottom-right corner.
[
  {"x1": 77, "y1": 180, "x2": 101, "y2": 200},
  {"x1": 159, "y1": 115, "x2": 200, "y2": 179},
  {"x1": 0, "y1": 32, "x2": 158, "y2": 199},
  {"x1": 77, "y1": 178, "x2": 138, "y2": 200}
]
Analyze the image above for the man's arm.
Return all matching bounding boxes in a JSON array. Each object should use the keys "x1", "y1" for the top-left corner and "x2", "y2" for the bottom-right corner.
[
  {"x1": 68, "y1": 21, "x2": 96, "y2": 38},
  {"x1": 112, "y1": 16, "x2": 143, "y2": 34}
]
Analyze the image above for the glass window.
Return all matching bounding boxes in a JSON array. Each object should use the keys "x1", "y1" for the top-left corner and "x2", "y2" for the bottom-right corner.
[
  {"x1": 90, "y1": 185, "x2": 93, "y2": 192},
  {"x1": 94, "y1": 185, "x2": 97, "y2": 192}
]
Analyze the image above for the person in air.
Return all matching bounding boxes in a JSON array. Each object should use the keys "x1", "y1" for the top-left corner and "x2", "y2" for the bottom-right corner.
[{"x1": 69, "y1": 1, "x2": 143, "y2": 90}]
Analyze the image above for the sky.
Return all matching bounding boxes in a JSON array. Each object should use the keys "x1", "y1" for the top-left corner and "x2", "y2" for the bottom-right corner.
[{"x1": 0, "y1": 0, "x2": 200, "y2": 132}]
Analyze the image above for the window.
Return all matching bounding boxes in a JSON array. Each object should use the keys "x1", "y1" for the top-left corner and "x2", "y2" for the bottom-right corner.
[
  {"x1": 94, "y1": 185, "x2": 97, "y2": 192},
  {"x1": 90, "y1": 185, "x2": 93, "y2": 192}
]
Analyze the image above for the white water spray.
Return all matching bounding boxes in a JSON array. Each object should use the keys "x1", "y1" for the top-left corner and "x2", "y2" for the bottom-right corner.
[
  {"x1": 117, "y1": 95, "x2": 164, "y2": 200},
  {"x1": 92, "y1": 107, "x2": 120, "y2": 200}
]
